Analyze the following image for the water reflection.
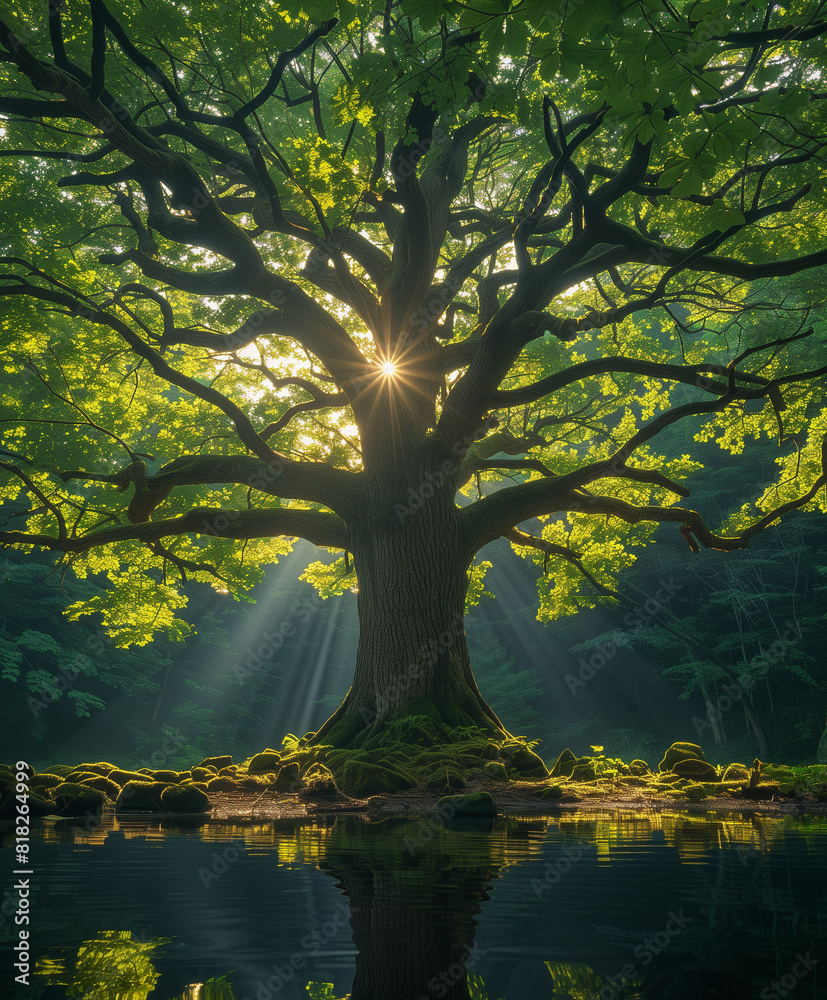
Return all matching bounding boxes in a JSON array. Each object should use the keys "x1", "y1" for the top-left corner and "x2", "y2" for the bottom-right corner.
[{"x1": 14, "y1": 808, "x2": 827, "y2": 999}]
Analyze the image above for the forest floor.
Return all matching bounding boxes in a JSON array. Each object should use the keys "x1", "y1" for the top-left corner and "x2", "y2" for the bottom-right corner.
[{"x1": 206, "y1": 780, "x2": 827, "y2": 821}]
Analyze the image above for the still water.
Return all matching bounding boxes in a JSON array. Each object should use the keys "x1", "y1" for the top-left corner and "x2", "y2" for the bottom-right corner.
[{"x1": 2, "y1": 809, "x2": 826, "y2": 1000}]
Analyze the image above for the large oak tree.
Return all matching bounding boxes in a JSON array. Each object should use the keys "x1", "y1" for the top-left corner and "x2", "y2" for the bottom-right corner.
[{"x1": 1, "y1": 0, "x2": 826, "y2": 747}]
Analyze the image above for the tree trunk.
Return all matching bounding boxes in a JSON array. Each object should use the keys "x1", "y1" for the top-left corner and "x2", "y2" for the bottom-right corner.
[{"x1": 314, "y1": 464, "x2": 508, "y2": 745}]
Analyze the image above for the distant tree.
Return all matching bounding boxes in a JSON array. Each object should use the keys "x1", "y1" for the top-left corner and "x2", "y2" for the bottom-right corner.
[{"x1": 1, "y1": 1, "x2": 826, "y2": 748}]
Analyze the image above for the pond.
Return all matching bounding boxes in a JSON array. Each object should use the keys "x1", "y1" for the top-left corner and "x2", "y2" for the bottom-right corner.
[{"x1": 3, "y1": 808, "x2": 826, "y2": 1000}]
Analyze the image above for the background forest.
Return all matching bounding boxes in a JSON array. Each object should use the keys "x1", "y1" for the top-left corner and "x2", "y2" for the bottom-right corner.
[{"x1": 3, "y1": 433, "x2": 825, "y2": 772}]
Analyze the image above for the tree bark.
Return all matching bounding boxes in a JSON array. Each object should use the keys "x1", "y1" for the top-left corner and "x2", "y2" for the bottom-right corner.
[{"x1": 314, "y1": 462, "x2": 509, "y2": 744}]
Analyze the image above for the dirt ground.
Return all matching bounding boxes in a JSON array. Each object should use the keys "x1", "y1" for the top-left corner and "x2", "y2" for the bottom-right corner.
[{"x1": 206, "y1": 781, "x2": 827, "y2": 821}]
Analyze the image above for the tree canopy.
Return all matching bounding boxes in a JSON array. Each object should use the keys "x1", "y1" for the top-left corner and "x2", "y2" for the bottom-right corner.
[{"x1": 1, "y1": 0, "x2": 826, "y2": 650}]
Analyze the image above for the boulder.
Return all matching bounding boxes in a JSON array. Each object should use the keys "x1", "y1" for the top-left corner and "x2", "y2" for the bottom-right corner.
[
  {"x1": 116, "y1": 781, "x2": 169, "y2": 812},
  {"x1": 672, "y1": 758, "x2": 719, "y2": 781},
  {"x1": 52, "y1": 783, "x2": 106, "y2": 815},
  {"x1": 198, "y1": 755, "x2": 233, "y2": 770},
  {"x1": 436, "y1": 792, "x2": 496, "y2": 819},
  {"x1": 248, "y1": 751, "x2": 282, "y2": 774},
  {"x1": 659, "y1": 742, "x2": 706, "y2": 773},
  {"x1": 549, "y1": 748, "x2": 578, "y2": 778},
  {"x1": 160, "y1": 784, "x2": 210, "y2": 813}
]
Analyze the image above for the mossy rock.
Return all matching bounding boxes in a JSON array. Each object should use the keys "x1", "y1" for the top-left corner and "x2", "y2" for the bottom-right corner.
[
  {"x1": 722, "y1": 763, "x2": 750, "y2": 782},
  {"x1": 507, "y1": 747, "x2": 549, "y2": 778},
  {"x1": 437, "y1": 791, "x2": 496, "y2": 819},
  {"x1": 30, "y1": 773, "x2": 64, "y2": 790},
  {"x1": 672, "y1": 758, "x2": 719, "y2": 781},
  {"x1": 427, "y1": 769, "x2": 468, "y2": 792},
  {"x1": 198, "y1": 755, "x2": 233, "y2": 770},
  {"x1": 83, "y1": 776, "x2": 122, "y2": 801},
  {"x1": 531, "y1": 784, "x2": 564, "y2": 801},
  {"x1": 629, "y1": 760, "x2": 650, "y2": 776},
  {"x1": 192, "y1": 782, "x2": 210, "y2": 793},
  {"x1": 43, "y1": 763, "x2": 76, "y2": 777},
  {"x1": 657, "y1": 771, "x2": 683, "y2": 784},
  {"x1": 337, "y1": 761, "x2": 415, "y2": 797},
  {"x1": 205, "y1": 776, "x2": 239, "y2": 792},
  {"x1": 300, "y1": 764, "x2": 339, "y2": 798},
  {"x1": 137, "y1": 768, "x2": 154, "y2": 775},
  {"x1": 682, "y1": 782, "x2": 712, "y2": 800},
  {"x1": 274, "y1": 762, "x2": 301, "y2": 792},
  {"x1": 107, "y1": 769, "x2": 156, "y2": 787},
  {"x1": 190, "y1": 767, "x2": 216, "y2": 782},
  {"x1": 218, "y1": 766, "x2": 238, "y2": 776},
  {"x1": 116, "y1": 781, "x2": 170, "y2": 812},
  {"x1": 52, "y1": 783, "x2": 106, "y2": 815},
  {"x1": 73, "y1": 762, "x2": 116, "y2": 776},
  {"x1": 570, "y1": 762, "x2": 597, "y2": 782},
  {"x1": 325, "y1": 713, "x2": 369, "y2": 748},
  {"x1": 149, "y1": 769, "x2": 181, "y2": 783},
  {"x1": 481, "y1": 742, "x2": 499, "y2": 760},
  {"x1": 160, "y1": 784, "x2": 211, "y2": 813},
  {"x1": 659, "y1": 742, "x2": 706, "y2": 773},
  {"x1": 248, "y1": 751, "x2": 283, "y2": 774},
  {"x1": 550, "y1": 748, "x2": 578, "y2": 778},
  {"x1": 622, "y1": 775, "x2": 649, "y2": 787},
  {"x1": 482, "y1": 761, "x2": 508, "y2": 779},
  {"x1": 65, "y1": 770, "x2": 101, "y2": 785}
]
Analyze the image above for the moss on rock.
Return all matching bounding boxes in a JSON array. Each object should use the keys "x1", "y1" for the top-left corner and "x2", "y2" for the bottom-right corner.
[
  {"x1": 150, "y1": 770, "x2": 181, "y2": 783},
  {"x1": 659, "y1": 742, "x2": 706, "y2": 773},
  {"x1": 436, "y1": 791, "x2": 496, "y2": 819},
  {"x1": 83, "y1": 775, "x2": 122, "y2": 801},
  {"x1": 116, "y1": 781, "x2": 169, "y2": 812},
  {"x1": 52, "y1": 783, "x2": 106, "y2": 814},
  {"x1": 482, "y1": 761, "x2": 507, "y2": 779},
  {"x1": 30, "y1": 773, "x2": 64, "y2": 790},
  {"x1": 570, "y1": 762, "x2": 598, "y2": 782},
  {"x1": 672, "y1": 758, "x2": 719, "y2": 781},
  {"x1": 531, "y1": 784, "x2": 564, "y2": 801},
  {"x1": 723, "y1": 763, "x2": 750, "y2": 782},
  {"x1": 248, "y1": 751, "x2": 282, "y2": 774},
  {"x1": 205, "y1": 776, "x2": 239, "y2": 792},
  {"x1": 107, "y1": 768, "x2": 157, "y2": 787},
  {"x1": 506, "y1": 747, "x2": 549, "y2": 779},
  {"x1": 550, "y1": 748, "x2": 578, "y2": 778},
  {"x1": 629, "y1": 760, "x2": 651, "y2": 776},
  {"x1": 337, "y1": 760, "x2": 415, "y2": 797},
  {"x1": 160, "y1": 784, "x2": 211, "y2": 813},
  {"x1": 274, "y1": 762, "x2": 301, "y2": 792},
  {"x1": 198, "y1": 755, "x2": 233, "y2": 770}
]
